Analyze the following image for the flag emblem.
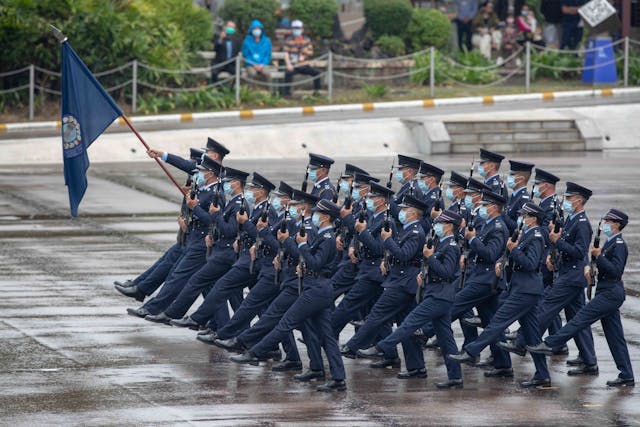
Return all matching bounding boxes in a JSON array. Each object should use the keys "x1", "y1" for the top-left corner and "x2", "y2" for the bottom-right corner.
[{"x1": 62, "y1": 114, "x2": 82, "y2": 156}]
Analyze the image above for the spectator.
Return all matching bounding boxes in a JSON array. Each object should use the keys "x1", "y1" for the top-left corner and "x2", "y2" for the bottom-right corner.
[
  {"x1": 561, "y1": 0, "x2": 586, "y2": 49},
  {"x1": 495, "y1": 0, "x2": 525, "y2": 21},
  {"x1": 516, "y1": 4, "x2": 537, "y2": 42},
  {"x1": 472, "y1": 1, "x2": 502, "y2": 59},
  {"x1": 541, "y1": 0, "x2": 564, "y2": 48},
  {"x1": 501, "y1": 13, "x2": 519, "y2": 62},
  {"x1": 282, "y1": 20, "x2": 321, "y2": 97},
  {"x1": 212, "y1": 21, "x2": 241, "y2": 83},
  {"x1": 242, "y1": 20, "x2": 274, "y2": 83},
  {"x1": 455, "y1": 0, "x2": 479, "y2": 52}
]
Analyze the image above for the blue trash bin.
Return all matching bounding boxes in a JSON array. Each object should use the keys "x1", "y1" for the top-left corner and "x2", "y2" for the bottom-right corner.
[{"x1": 582, "y1": 37, "x2": 617, "y2": 84}]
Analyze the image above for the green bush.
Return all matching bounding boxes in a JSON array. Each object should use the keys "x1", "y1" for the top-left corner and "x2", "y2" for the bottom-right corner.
[
  {"x1": 617, "y1": 49, "x2": 640, "y2": 85},
  {"x1": 530, "y1": 50, "x2": 582, "y2": 80},
  {"x1": 405, "y1": 8, "x2": 451, "y2": 52},
  {"x1": 218, "y1": 0, "x2": 280, "y2": 37},
  {"x1": 289, "y1": 0, "x2": 338, "y2": 39},
  {"x1": 364, "y1": 0, "x2": 413, "y2": 39},
  {"x1": 362, "y1": 82, "x2": 389, "y2": 98},
  {"x1": 376, "y1": 35, "x2": 406, "y2": 56},
  {"x1": 411, "y1": 50, "x2": 498, "y2": 85}
]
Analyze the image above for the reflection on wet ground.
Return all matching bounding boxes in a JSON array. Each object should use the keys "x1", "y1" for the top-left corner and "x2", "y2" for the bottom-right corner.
[{"x1": 1, "y1": 153, "x2": 639, "y2": 425}]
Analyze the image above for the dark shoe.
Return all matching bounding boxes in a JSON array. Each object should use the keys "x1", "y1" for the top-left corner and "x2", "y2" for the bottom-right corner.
[
  {"x1": 170, "y1": 316, "x2": 202, "y2": 330},
  {"x1": 566, "y1": 356, "x2": 584, "y2": 366},
  {"x1": 436, "y1": 379, "x2": 463, "y2": 389},
  {"x1": 127, "y1": 306, "x2": 150, "y2": 318},
  {"x1": 317, "y1": 379, "x2": 346, "y2": 392},
  {"x1": 498, "y1": 340, "x2": 527, "y2": 357},
  {"x1": 473, "y1": 356, "x2": 494, "y2": 368},
  {"x1": 552, "y1": 345, "x2": 569, "y2": 356},
  {"x1": 484, "y1": 368, "x2": 514, "y2": 378},
  {"x1": 115, "y1": 284, "x2": 145, "y2": 302},
  {"x1": 144, "y1": 312, "x2": 172, "y2": 325},
  {"x1": 370, "y1": 358, "x2": 401, "y2": 369},
  {"x1": 272, "y1": 360, "x2": 303, "y2": 372},
  {"x1": 349, "y1": 319, "x2": 365, "y2": 328},
  {"x1": 294, "y1": 369, "x2": 325, "y2": 382},
  {"x1": 504, "y1": 330, "x2": 518, "y2": 341},
  {"x1": 258, "y1": 349, "x2": 282, "y2": 362},
  {"x1": 196, "y1": 333, "x2": 219, "y2": 345},
  {"x1": 525, "y1": 342, "x2": 554, "y2": 356},
  {"x1": 357, "y1": 346, "x2": 384, "y2": 359},
  {"x1": 448, "y1": 350, "x2": 479, "y2": 365},
  {"x1": 606, "y1": 376, "x2": 635, "y2": 387},
  {"x1": 397, "y1": 368, "x2": 427, "y2": 379},
  {"x1": 461, "y1": 316, "x2": 483, "y2": 328},
  {"x1": 114, "y1": 279, "x2": 135, "y2": 287},
  {"x1": 213, "y1": 337, "x2": 245, "y2": 352},
  {"x1": 424, "y1": 337, "x2": 440, "y2": 350},
  {"x1": 340, "y1": 344, "x2": 358, "y2": 359},
  {"x1": 197, "y1": 328, "x2": 216, "y2": 336},
  {"x1": 229, "y1": 351, "x2": 259, "y2": 366},
  {"x1": 568, "y1": 364, "x2": 599, "y2": 376},
  {"x1": 521, "y1": 377, "x2": 551, "y2": 388}
]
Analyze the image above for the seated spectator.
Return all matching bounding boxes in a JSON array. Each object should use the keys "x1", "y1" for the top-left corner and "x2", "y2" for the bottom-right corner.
[
  {"x1": 212, "y1": 21, "x2": 241, "y2": 83},
  {"x1": 242, "y1": 20, "x2": 274, "y2": 83},
  {"x1": 471, "y1": 1, "x2": 502, "y2": 59},
  {"x1": 541, "y1": 0, "x2": 564, "y2": 48},
  {"x1": 282, "y1": 20, "x2": 321, "y2": 97},
  {"x1": 516, "y1": 5, "x2": 537, "y2": 43},
  {"x1": 500, "y1": 13, "x2": 518, "y2": 64}
]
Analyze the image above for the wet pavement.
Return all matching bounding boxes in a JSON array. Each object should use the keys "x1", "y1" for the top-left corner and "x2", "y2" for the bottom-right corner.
[{"x1": 1, "y1": 152, "x2": 639, "y2": 426}]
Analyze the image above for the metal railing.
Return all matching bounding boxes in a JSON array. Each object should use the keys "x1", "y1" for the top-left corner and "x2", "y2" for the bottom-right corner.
[{"x1": 1, "y1": 37, "x2": 638, "y2": 119}]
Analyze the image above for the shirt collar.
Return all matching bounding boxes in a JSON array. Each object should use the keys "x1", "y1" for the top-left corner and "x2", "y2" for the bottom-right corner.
[
  {"x1": 373, "y1": 211, "x2": 383, "y2": 218},
  {"x1": 485, "y1": 215, "x2": 497, "y2": 224},
  {"x1": 513, "y1": 187, "x2": 526, "y2": 195},
  {"x1": 403, "y1": 220, "x2": 419, "y2": 230},
  {"x1": 485, "y1": 173, "x2": 500, "y2": 183},
  {"x1": 607, "y1": 232, "x2": 622, "y2": 242},
  {"x1": 318, "y1": 225, "x2": 333, "y2": 234},
  {"x1": 569, "y1": 209, "x2": 585, "y2": 220},
  {"x1": 541, "y1": 194, "x2": 554, "y2": 204},
  {"x1": 439, "y1": 235, "x2": 453, "y2": 243},
  {"x1": 314, "y1": 177, "x2": 329, "y2": 187}
]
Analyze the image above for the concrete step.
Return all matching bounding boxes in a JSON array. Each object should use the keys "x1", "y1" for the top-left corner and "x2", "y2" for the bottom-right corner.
[
  {"x1": 446, "y1": 119, "x2": 576, "y2": 133},
  {"x1": 450, "y1": 139, "x2": 586, "y2": 154},
  {"x1": 449, "y1": 130, "x2": 582, "y2": 144}
]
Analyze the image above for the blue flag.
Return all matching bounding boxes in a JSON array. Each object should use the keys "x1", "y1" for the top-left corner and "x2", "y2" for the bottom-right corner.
[{"x1": 61, "y1": 41, "x2": 123, "y2": 217}]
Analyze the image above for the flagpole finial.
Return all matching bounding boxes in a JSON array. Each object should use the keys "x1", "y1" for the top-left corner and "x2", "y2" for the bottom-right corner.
[{"x1": 49, "y1": 24, "x2": 67, "y2": 43}]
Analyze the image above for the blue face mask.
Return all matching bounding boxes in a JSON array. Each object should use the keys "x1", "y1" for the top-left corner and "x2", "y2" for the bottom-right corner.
[
  {"x1": 464, "y1": 195, "x2": 474, "y2": 210},
  {"x1": 562, "y1": 199, "x2": 574, "y2": 215},
  {"x1": 478, "y1": 206, "x2": 489, "y2": 219},
  {"x1": 366, "y1": 198, "x2": 376, "y2": 212},
  {"x1": 339, "y1": 180, "x2": 350, "y2": 195},
  {"x1": 417, "y1": 179, "x2": 428, "y2": 193},
  {"x1": 292, "y1": 28, "x2": 302, "y2": 37},
  {"x1": 478, "y1": 164, "x2": 487, "y2": 177},
  {"x1": 398, "y1": 210, "x2": 408, "y2": 225},
  {"x1": 223, "y1": 181, "x2": 233, "y2": 196},
  {"x1": 395, "y1": 170, "x2": 404, "y2": 184},
  {"x1": 434, "y1": 223, "x2": 445, "y2": 238},
  {"x1": 507, "y1": 175, "x2": 516, "y2": 189},
  {"x1": 602, "y1": 223, "x2": 614, "y2": 236},
  {"x1": 272, "y1": 197, "x2": 283, "y2": 212},
  {"x1": 312, "y1": 212, "x2": 322, "y2": 227},
  {"x1": 244, "y1": 189, "x2": 255, "y2": 204},
  {"x1": 308, "y1": 169, "x2": 318, "y2": 183},
  {"x1": 533, "y1": 185, "x2": 541, "y2": 198},
  {"x1": 521, "y1": 218, "x2": 530, "y2": 232},
  {"x1": 194, "y1": 172, "x2": 206, "y2": 187},
  {"x1": 445, "y1": 187, "x2": 455, "y2": 201},
  {"x1": 288, "y1": 206, "x2": 300, "y2": 220},
  {"x1": 351, "y1": 188, "x2": 361, "y2": 202},
  {"x1": 517, "y1": 216, "x2": 524, "y2": 228}
]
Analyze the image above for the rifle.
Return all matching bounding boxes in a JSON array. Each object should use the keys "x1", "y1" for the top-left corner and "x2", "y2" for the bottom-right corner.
[
  {"x1": 206, "y1": 182, "x2": 220, "y2": 257},
  {"x1": 418, "y1": 228, "x2": 436, "y2": 303},
  {"x1": 177, "y1": 174, "x2": 194, "y2": 245},
  {"x1": 495, "y1": 221, "x2": 523, "y2": 293},
  {"x1": 297, "y1": 208, "x2": 307, "y2": 294},
  {"x1": 352, "y1": 201, "x2": 366, "y2": 259},
  {"x1": 587, "y1": 219, "x2": 602, "y2": 300},
  {"x1": 382, "y1": 199, "x2": 392, "y2": 276},
  {"x1": 458, "y1": 208, "x2": 476, "y2": 289},
  {"x1": 549, "y1": 196, "x2": 564, "y2": 278},
  {"x1": 234, "y1": 193, "x2": 246, "y2": 260},
  {"x1": 386, "y1": 161, "x2": 395, "y2": 190},
  {"x1": 274, "y1": 207, "x2": 289, "y2": 286},
  {"x1": 301, "y1": 165, "x2": 309, "y2": 192},
  {"x1": 250, "y1": 199, "x2": 270, "y2": 275}
]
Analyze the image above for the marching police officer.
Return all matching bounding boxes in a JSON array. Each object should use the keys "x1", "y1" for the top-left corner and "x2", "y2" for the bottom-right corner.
[
  {"x1": 477, "y1": 148, "x2": 508, "y2": 199},
  {"x1": 502, "y1": 160, "x2": 533, "y2": 234},
  {"x1": 390, "y1": 155, "x2": 423, "y2": 220},
  {"x1": 527, "y1": 209, "x2": 635, "y2": 387},
  {"x1": 415, "y1": 161, "x2": 445, "y2": 233},
  {"x1": 306, "y1": 153, "x2": 336, "y2": 201}
]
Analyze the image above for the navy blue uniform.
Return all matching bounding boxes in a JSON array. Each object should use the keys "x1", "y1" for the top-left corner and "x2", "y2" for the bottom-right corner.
[
  {"x1": 344, "y1": 220, "x2": 425, "y2": 371},
  {"x1": 536, "y1": 210, "x2": 597, "y2": 366},
  {"x1": 465, "y1": 226, "x2": 550, "y2": 381},
  {"x1": 545, "y1": 233, "x2": 634, "y2": 380},
  {"x1": 390, "y1": 180, "x2": 423, "y2": 220},
  {"x1": 484, "y1": 173, "x2": 508, "y2": 199},
  {"x1": 251, "y1": 225, "x2": 346, "y2": 381},
  {"x1": 134, "y1": 243, "x2": 185, "y2": 296},
  {"x1": 418, "y1": 186, "x2": 444, "y2": 233},
  {"x1": 142, "y1": 182, "x2": 221, "y2": 314},
  {"x1": 377, "y1": 235, "x2": 462, "y2": 380},
  {"x1": 331, "y1": 210, "x2": 391, "y2": 338},
  {"x1": 311, "y1": 177, "x2": 335, "y2": 201},
  {"x1": 330, "y1": 202, "x2": 363, "y2": 299},
  {"x1": 503, "y1": 187, "x2": 530, "y2": 234},
  {"x1": 184, "y1": 199, "x2": 270, "y2": 326}
]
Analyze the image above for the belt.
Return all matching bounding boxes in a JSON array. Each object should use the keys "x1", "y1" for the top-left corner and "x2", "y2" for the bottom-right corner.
[
  {"x1": 426, "y1": 278, "x2": 448, "y2": 285},
  {"x1": 304, "y1": 271, "x2": 332, "y2": 278}
]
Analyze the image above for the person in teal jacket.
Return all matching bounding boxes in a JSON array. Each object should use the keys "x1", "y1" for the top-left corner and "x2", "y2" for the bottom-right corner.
[{"x1": 242, "y1": 20, "x2": 273, "y2": 82}]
